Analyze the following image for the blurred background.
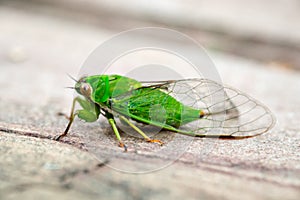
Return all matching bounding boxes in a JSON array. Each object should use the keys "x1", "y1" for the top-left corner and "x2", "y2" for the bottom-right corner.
[{"x1": 1, "y1": 0, "x2": 300, "y2": 71}]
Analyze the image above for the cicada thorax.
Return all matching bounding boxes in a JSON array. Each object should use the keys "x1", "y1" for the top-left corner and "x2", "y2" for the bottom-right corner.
[{"x1": 83, "y1": 74, "x2": 142, "y2": 104}]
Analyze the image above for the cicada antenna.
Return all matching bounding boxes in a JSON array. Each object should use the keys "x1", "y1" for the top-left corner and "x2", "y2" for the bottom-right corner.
[
  {"x1": 64, "y1": 86, "x2": 75, "y2": 89},
  {"x1": 66, "y1": 73, "x2": 78, "y2": 82}
]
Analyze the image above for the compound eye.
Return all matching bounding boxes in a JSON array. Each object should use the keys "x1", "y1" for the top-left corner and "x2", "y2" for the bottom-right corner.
[{"x1": 80, "y1": 83, "x2": 91, "y2": 96}]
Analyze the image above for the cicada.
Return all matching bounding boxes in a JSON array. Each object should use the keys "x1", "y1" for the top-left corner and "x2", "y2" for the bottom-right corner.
[{"x1": 56, "y1": 74, "x2": 275, "y2": 151}]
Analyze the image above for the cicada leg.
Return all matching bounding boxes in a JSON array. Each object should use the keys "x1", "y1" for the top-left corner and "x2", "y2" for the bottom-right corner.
[
  {"x1": 55, "y1": 97, "x2": 79, "y2": 141},
  {"x1": 119, "y1": 116, "x2": 164, "y2": 145},
  {"x1": 107, "y1": 118, "x2": 127, "y2": 152}
]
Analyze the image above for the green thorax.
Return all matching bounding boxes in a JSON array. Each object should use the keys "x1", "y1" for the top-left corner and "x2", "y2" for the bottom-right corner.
[{"x1": 80, "y1": 74, "x2": 142, "y2": 103}]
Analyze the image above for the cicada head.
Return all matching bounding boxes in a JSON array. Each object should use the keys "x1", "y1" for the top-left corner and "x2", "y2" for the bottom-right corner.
[
  {"x1": 75, "y1": 75, "x2": 110, "y2": 103},
  {"x1": 74, "y1": 76, "x2": 92, "y2": 98}
]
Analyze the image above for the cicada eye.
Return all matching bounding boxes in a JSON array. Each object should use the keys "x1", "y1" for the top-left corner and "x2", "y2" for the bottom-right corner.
[{"x1": 80, "y1": 83, "x2": 92, "y2": 96}]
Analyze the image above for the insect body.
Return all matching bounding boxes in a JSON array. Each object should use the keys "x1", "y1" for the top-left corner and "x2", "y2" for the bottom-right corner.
[{"x1": 56, "y1": 74, "x2": 275, "y2": 151}]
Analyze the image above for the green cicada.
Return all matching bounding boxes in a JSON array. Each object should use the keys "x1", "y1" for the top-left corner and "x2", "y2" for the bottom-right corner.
[{"x1": 56, "y1": 74, "x2": 275, "y2": 151}]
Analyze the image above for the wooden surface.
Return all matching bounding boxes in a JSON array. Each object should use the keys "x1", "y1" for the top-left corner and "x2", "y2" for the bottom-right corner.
[{"x1": 0, "y1": 1, "x2": 299, "y2": 200}]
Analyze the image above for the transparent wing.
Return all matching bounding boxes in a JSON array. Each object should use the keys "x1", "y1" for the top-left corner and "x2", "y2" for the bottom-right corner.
[{"x1": 110, "y1": 78, "x2": 275, "y2": 138}]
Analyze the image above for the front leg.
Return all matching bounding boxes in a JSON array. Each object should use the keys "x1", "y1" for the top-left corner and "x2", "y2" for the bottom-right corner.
[
  {"x1": 55, "y1": 97, "x2": 79, "y2": 141},
  {"x1": 56, "y1": 97, "x2": 100, "y2": 140}
]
